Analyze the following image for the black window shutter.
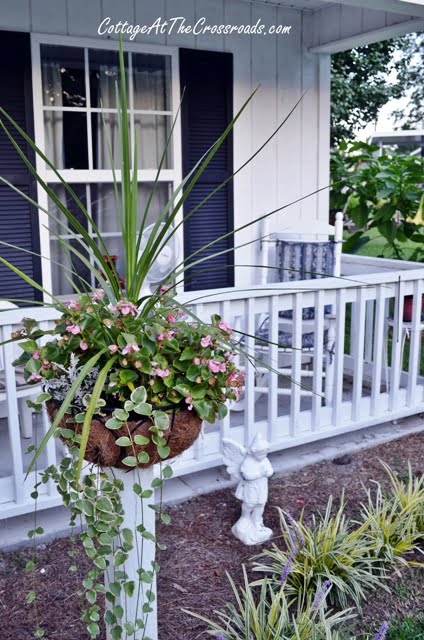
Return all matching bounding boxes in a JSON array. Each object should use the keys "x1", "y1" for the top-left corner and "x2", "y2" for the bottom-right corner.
[
  {"x1": 0, "y1": 31, "x2": 41, "y2": 304},
  {"x1": 179, "y1": 49, "x2": 234, "y2": 291}
]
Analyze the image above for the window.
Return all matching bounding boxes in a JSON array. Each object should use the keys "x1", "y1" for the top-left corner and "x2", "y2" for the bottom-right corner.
[{"x1": 33, "y1": 37, "x2": 179, "y2": 296}]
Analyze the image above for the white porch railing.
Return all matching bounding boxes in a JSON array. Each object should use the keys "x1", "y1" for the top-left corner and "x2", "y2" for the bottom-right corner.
[{"x1": 2, "y1": 254, "x2": 424, "y2": 518}]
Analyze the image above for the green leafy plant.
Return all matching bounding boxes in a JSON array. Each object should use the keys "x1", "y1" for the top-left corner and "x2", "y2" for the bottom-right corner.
[
  {"x1": 253, "y1": 499, "x2": 388, "y2": 610},
  {"x1": 386, "y1": 614, "x2": 424, "y2": 640},
  {"x1": 187, "y1": 566, "x2": 355, "y2": 640},
  {"x1": 13, "y1": 293, "x2": 242, "y2": 443},
  {"x1": 330, "y1": 140, "x2": 424, "y2": 258},
  {"x1": 357, "y1": 466, "x2": 424, "y2": 569},
  {"x1": 380, "y1": 461, "x2": 424, "y2": 534}
]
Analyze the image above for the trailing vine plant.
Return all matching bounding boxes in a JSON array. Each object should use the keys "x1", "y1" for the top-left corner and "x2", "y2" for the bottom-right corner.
[{"x1": 28, "y1": 389, "x2": 174, "y2": 639}]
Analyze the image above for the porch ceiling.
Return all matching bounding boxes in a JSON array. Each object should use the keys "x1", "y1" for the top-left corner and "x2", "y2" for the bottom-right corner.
[
  {"x1": 246, "y1": 0, "x2": 424, "y2": 18},
  {"x1": 245, "y1": 0, "x2": 330, "y2": 10}
]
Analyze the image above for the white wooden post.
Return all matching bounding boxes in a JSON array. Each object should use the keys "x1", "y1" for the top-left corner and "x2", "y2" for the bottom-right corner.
[{"x1": 106, "y1": 467, "x2": 158, "y2": 640}]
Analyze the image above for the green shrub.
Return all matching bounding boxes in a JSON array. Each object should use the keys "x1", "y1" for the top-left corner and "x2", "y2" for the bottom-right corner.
[
  {"x1": 253, "y1": 498, "x2": 388, "y2": 610},
  {"x1": 187, "y1": 566, "x2": 355, "y2": 640}
]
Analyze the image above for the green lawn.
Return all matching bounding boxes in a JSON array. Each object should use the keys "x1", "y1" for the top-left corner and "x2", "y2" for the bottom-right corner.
[{"x1": 345, "y1": 227, "x2": 422, "y2": 262}]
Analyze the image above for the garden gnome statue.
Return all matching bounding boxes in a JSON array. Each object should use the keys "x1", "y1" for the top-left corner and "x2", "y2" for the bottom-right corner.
[{"x1": 222, "y1": 434, "x2": 274, "y2": 545}]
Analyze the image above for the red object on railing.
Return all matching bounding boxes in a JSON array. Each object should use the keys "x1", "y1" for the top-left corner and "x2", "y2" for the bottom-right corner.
[{"x1": 402, "y1": 295, "x2": 424, "y2": 322}]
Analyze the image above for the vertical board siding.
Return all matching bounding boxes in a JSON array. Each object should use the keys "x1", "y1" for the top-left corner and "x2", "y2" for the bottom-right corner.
[
  {"x1": 194, "y1": 0, "x2": 225, "y2": 51},
  {"x1": 276, "y1": 7, "x2": 303, "y2": 232},
  {"x1": 67, "y1": 0, "x2": 102, "y2": 37},
  {"x1": 300, "y1": 11, "x2": 319, "y2": 222},
  {"x1": 134, "y1": 0, "x2": 167, "y2": 45},
  {"x1": 224, "y1": 0, "x2": 253, "y2": 287},
  {"x1": 317, "y1": 54, "x2": 331, "y2": 222},
  {"x1": 0, "y1": 0, "x2": 30, "y2": 30},
  {"x1": 100, "y1": 0, "x2": 136, "y2": 38},
  {"x1": 251, "y1": 2, "x2": 278, "y2": 283},
  {"x1": 30, "y1": 0, "x2": 67, "y2": 34},
  {"x1": 164, "y1": 0, "x2": 196, "y2": 47}
]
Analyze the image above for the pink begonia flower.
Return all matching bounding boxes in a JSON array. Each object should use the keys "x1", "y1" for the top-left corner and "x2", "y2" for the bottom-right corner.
[
  {"x1": 108, "y1": 344, "x2": 118, "y2": 353},
  {"x1": 157, "y1": 333, "x2": 165, "y2": 341},
  {"x1": 160, "y1": 284, "x2": 171, "y2": 294},
  {"x1": 107, "y1": 303, "x2": 117, "y2": 312},
  {"x1": 66, "y1": 324, "x2": 81, "y2": 335},
  {"x1": 193, "y1": 357, "x2": 201, "y2": 365},
  {"x1": 116, "y1": 300, "x2": 138, "y2": 316},
  {"x1": 122, "y1": 342, "x2": 140, "y2": 355},
  {"x1": 167, "y1": 313, "x2": 177, "y2": 323},
  {"x1": 224, "y1": 351, "x2": 234, "y2": 361},
  {"x1": 32, "y1": 351, "x2": 40, "y2": 360},
  {"x1": 200, "y1": 335, "x2": 212, "y2": 348},
  {"x1": 64, "y1": 300, "x2": 80, "y2": 310},
  {"x1": 79, "y1": 341, "x2": 88, "y2": 351},
  {"x1": 155, "y1": 367, "x2": 170, "y2": 378},
  {"x1": 29, "y1": 373, "x2": 42, "y2": 382},
  {"x1": 208, "y1": 360, "x2": 222, "y2": 374},
  {"x1": 91, "y1": 289, "x2": 104, "y2": 302},
  {"x1": 218, "y1": 320, "x2": 232, "y2": 334},
  {"x1": 185, "y1": 396, "x2": 193, "y2": 411}
]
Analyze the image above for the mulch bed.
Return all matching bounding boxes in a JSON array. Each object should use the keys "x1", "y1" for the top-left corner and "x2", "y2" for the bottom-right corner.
[{"x1": 1, "y1": 430, "x2": 423, "y2": 639}]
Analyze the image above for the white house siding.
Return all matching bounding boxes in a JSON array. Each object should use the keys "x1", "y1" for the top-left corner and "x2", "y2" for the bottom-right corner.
[{"x1": 0, "y1": 0, "x2": 330, "y2": 287}]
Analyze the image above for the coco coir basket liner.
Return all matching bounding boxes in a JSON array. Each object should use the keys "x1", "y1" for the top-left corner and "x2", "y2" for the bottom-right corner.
[{"x1": 46, "y1": 400, "x2": 202, "y2": 469}]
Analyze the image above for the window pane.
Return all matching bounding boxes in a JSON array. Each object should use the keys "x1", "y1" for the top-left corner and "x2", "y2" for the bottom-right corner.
[
  {"x1": 91, "y1": 182, "x2": 171, "y2": 281},
  {"x1": 134, "y1": 115, "x2": 172, "y2": 169},
  {"x1": 48, "y1": 184, "x2": 93, "y2": 295},
  {"x1": 48, "y1": 184, "x2": 89, "y2": 237},
  {"x1": 89, "y1": 49, "x2": 128, "y2": 109},
  {"x1": 50, "y1": 239, "x2": 92, "y2": 295},
  {"x1": 91, "y1": 182, "x2": 170, "y2": 232},
  {"x1": 48, "y1": 181, "x2": 172, "y2": 295},
  {"x1": 41, "y1": 45, "x2": 86, "y2": 108},
  {"x1": 44, "y1": 111, "x2": 88, "y2": 169},
  {"x1": 133, "y1": 54, "x2": 171, "y2": 111},
  {"x1": 91, "y1": 112, "x2": 121, "y2": 170}
]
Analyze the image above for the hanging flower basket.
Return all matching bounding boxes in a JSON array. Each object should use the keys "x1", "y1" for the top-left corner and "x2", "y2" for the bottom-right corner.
[
  {"x1": 14, "y1": 290, "x2": 244, "y2": 473},
  {"x1": 46, "y1": 399, "x2": 202, "y2": 469}
]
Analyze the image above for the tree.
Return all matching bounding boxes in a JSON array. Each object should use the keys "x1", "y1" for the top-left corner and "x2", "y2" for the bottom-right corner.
[
  {"x1": 392, "y1": 32, "x2": 424, "y2": 128},
  {"x1": 331, "y1": 40, "x2": 403, "y2": 144}
]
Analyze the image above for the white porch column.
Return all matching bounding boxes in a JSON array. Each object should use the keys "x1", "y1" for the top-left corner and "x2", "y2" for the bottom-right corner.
[{"x1": 106, "y1": 467, "x2": 157, "y2": 640}]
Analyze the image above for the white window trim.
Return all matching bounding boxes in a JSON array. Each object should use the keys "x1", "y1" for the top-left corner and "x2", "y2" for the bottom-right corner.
[{"x1": 30, "y1": 33, "x2": 183, "y2": 301}]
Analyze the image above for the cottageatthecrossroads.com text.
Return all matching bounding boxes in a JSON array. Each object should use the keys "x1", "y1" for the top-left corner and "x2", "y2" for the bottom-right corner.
[{"x1": 98, "y1": 17, "x2": 292, "y2": 40}]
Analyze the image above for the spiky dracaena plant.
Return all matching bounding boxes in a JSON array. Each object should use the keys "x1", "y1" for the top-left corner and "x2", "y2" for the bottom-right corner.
[
  {"x1": 186, "y1": 566, "x2": 355, "y2": 640},
  {"x1": 253, "y1": 498, "x2": 388, "y2": 610}
]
